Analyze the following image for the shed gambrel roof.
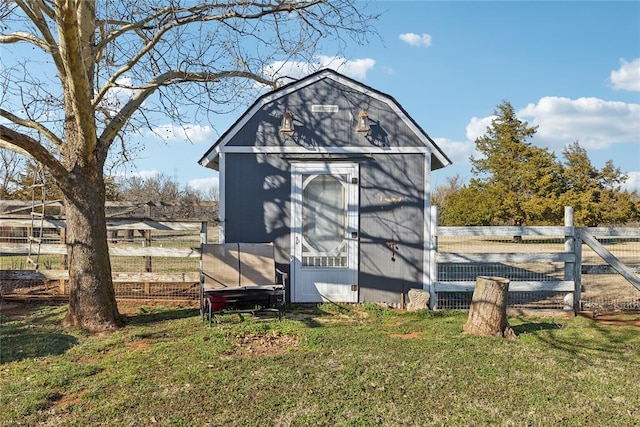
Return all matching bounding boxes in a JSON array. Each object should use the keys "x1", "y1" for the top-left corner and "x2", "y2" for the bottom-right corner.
[{"x1": 199, "y1": 68, "x2": 452, "y2": 171}]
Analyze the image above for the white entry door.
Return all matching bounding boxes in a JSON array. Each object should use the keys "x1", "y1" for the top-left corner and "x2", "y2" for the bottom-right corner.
[{"x1": 291, "y1": 163, "x2": 359, "y2": 303}]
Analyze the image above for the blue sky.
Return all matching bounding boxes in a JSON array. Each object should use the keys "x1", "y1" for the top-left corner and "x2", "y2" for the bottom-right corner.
[
  {"x1": 132, "y1": 0, "x2": 640, "y2": 196},
  {"x1": 3, "y1": 1, "x2": 638, "y2": 196}
]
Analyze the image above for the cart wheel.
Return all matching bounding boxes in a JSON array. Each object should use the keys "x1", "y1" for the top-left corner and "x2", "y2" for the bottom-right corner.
[
  {"x1": 277, "y1": 298, "x2": 284, "y2": 320},
  {"x1": 207, "y1": 300, "x2": 214, "y2": 327}
]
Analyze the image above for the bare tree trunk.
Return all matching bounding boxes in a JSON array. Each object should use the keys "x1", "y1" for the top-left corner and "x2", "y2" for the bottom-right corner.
[
  {"x1": 1, "y1": 0, "x2": 376, "y2": 332},
  {"x1": 62, "y1": 168, "x2": 121, "y2": 331},
  {"x1": 463, "y1": 276, "x2": 516, "y2": 339}
]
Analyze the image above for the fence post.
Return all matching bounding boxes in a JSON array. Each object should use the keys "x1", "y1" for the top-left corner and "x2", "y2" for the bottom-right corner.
[
  {"x1": 143, "y1": 230, "x2": 152, "y2": 272},
  {"x1": 60, "y1": 226, "x2": 68, "y2": 270},
  {"x1": 563, "y1": 206, "x2": 577, "y2": 313},
  {"x1": 573, "y1": 230, "x2": 582, "y2": 313},
  {"x1": 199, "y1": 221, "x2": 207, "y2": 310},
  {"x1": 428, "y1": 205, "x2": 438, "y2": 309},
  {"x1": 200, "y1": 221, "x2": 208, "y2": 245}
]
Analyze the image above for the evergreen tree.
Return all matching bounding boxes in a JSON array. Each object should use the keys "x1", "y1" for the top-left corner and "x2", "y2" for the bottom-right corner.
[
  {"x1": 560, "y1": 142, "x2": 638, "y2": 225},
  {"x1": 440, "y1": 102, "x2": 637, "y2": 226},
  {"x1": 440, "y1": 184, "x2": 496, "y2": 226},
  {"x1": 467, "y1": 101, "x2": 563, "y2": 225}
]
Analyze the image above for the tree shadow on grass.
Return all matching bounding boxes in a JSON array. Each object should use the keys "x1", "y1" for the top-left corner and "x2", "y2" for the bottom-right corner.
[
  {"x1": 517, "y1": 317, "x2": 640, "y2": 363},
  {"x1": 0, "y1": 303, "x2": 78, "y2": 363},
  {"x1": 0, "y1": 327, "x2": 78, "y2": 364},
  {"x1": 512, "y1": 321, "x2": 562, "y2": 335},
  {"x1": 124, "y1": 307, "x2": 200, "y2": 326}
]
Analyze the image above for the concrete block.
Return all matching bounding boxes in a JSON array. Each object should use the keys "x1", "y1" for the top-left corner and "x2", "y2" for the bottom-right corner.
[{"x1": 407, "y1": 288, "x2": 430, "y2": 311}]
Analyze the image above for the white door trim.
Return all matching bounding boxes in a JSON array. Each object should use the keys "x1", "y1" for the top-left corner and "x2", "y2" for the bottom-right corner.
[{"x1": 290, "y1": 162, "x2": 359, "y2": 302}]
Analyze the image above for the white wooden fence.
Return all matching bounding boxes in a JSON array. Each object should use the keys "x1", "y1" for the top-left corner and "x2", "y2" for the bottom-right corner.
[
  {"x1": 0, "y1": 218, "x2": 208, "y2": 301},
  {"x1": 2, "y1": 206, "x2": 639, "y2": 311},
  {"x1": 429, "y1": 206, "x2": 640, "y2": 312}
]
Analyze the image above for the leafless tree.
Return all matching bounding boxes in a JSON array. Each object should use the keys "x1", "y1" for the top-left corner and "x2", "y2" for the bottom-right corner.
[
  {"x1": 0, "y1": 0, "x2": 376, "y2": 330},
  {"x1": 432, "y1": 174, "x2": 463, "y2": 209},
  {"x1": 0, "y1": 148, "x2": 25, "y2": 198}
]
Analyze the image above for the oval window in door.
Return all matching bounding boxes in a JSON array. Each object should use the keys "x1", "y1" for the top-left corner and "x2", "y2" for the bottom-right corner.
[{"x1": 301, "y1": 174, "x2": 347, "y2": 267}]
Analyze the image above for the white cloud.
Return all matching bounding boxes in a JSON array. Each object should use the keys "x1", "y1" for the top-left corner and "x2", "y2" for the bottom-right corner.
[
  {"x1": 465, "y1": 116, "x2": 494, "y2": 142},
  {"x1": 335, "y1": 57, "x2": 377, "y2": 80},
  {"x1": 263, "y1": 55, "x2": 375, "y2": 84},
  {"x1": 610, "y1": 58, "x2": 640, "y2": 92},
  {"x1": 188, "y1": 176, "x2": 219, "y2": 194},
  {"x1": 399, "y1": 33, "x2": 432, "y2": 48},
  {"x1": 98, "y1": 76, "x2": 136, "y2": 113},
  {"x1": 147, "y1": 124, "x2": 214, "y2": 144},
  {"x1": 622, "y1": 171, "x2": 640, "y2": 193},
  {"x1": 433, "y1": 137, "x2": 475, "y2": 165},
  {"x1": 518, "y1": 96, "x2": 640, "y2": 150}
]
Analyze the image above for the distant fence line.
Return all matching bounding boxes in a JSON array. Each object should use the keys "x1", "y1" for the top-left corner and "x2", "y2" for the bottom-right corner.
[{"x1": 0, "y1": 200, "x2": 218, "y2": 223}]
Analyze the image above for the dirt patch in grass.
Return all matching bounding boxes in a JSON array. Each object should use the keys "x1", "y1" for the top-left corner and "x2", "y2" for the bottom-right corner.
[
  {"x1": 223, "y1": 331, "x2": 299, "y2": 358},
  {"x1": 0, "y1": 301, "x2": 36, "y2": 317},
  {"x1": 579, "y1": 312, "x2": 640, "y2": 328},
  {"x1": 389, "y1": 331, "x2": 422, "y2": 339},
  {"x1": 55, "y1": 389, "x2": 88, "y2": 407},
  {"x1": 125, "y1": 341, "x2": 154, "y2": 351}
]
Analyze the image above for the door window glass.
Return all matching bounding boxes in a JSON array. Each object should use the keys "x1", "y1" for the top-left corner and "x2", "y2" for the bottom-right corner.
[{"x1": 301, "y1": 174, "x2": 347, "y2": 267}]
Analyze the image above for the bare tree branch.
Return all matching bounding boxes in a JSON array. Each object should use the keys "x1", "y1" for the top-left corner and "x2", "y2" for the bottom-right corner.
[
  {"x1": 0, "y1": 148, "x2": 26, "y2": 197},
  {"x1": 0, "y1": 31, "x2": 49, "y2": 49},
  {"x1": 0, "y1": 107, "x2": 64, "y2": 148},
  {"x1": 100, "y1": 69, "x2": 275, "y2": 147},
  {"x1": 94, "y1": 1, "x2": 322, "y2": 107},
  {"x1": 14, "y1": 0, "x2": 66, "y2": 75},
  {"x1": 0, "y1": 124, "x2": 67, "y2": 183}
]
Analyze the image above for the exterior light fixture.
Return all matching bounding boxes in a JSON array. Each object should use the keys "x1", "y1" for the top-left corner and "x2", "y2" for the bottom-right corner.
[
  {"x1": 356, "y1": 108, "x2": 370, "y2": 133},
  {"x1": 280, "y1": 108, "x2": 295, "y2": 133}
]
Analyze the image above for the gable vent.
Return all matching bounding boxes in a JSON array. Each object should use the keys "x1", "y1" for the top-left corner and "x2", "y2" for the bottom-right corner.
[{"x1": 312, "y1": 104, "x2": 339, "y2": 113}]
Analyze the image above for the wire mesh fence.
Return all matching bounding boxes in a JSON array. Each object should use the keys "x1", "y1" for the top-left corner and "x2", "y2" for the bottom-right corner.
[
  {"x1": 435, "y1": 235, "x2": 571, "y2": 310},
  {"x1": 112, "y1": 281, "x2": 201, "y2": 301},
  {"x1": 580, "y1": 234, "x2": 640, "y2": 312},
  {"x1": 1, "y1": 222, "x2": 218, "y2": 301},
  {"x1": 2, "y1": 205, "x2": 639, "y2": 312},
  {"x1": 437, "y1": 291, "x2": 569, "y2": 310},
  {"x1": 435, "y1": 232, "x2": 640, "y2": 312}
]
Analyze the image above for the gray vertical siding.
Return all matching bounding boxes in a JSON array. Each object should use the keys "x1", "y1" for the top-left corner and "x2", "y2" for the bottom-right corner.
[
  {"x1": 214, "y1": 72, "x2": 444, "y2": 304},
  {"x1": 224, "y1": 154, "x2": 291, "y2": 274},
  {"x1": 224, "y1": 152, "x2": 426, "y2": 305},
  {"x1": 359, "y1": 154, "x2": 425, "y2": 305},
  {"x1": 228, "y1": 78, "x2": 428, "y2": 151}
]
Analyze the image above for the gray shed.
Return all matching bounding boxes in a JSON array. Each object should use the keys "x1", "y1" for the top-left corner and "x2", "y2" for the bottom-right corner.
[{"x1": 199, "y1": 69, "x2": 451, "y2": 306}]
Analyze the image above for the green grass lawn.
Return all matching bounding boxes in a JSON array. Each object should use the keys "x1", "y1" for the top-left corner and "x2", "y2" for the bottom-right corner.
[{"x1": 1, "y1": 303, "x2": 639, "y2": 426}]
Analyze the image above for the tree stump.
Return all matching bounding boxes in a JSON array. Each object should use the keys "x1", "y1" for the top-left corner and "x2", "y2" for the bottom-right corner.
[{"x1": 463, "y1": 276, "x2": 517, "y2": 339}]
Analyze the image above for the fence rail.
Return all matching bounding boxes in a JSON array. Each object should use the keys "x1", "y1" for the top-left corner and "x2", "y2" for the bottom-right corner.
[
  {"x1": 2, "y1": 206, "x2": 639, "y2": 311},
  {"x1": 1, "y1": 217, "x2": 208, "y2": 301},
  {"x1": 430, "y1": 206, "x2": 640, "y2": 312}
]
